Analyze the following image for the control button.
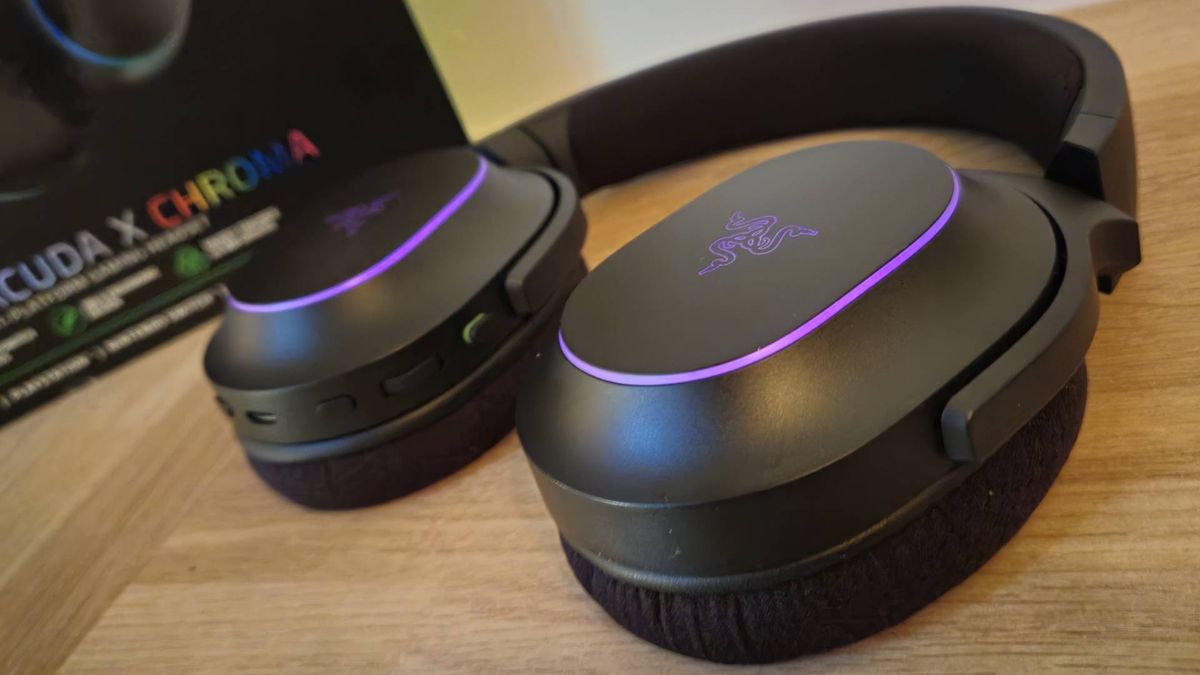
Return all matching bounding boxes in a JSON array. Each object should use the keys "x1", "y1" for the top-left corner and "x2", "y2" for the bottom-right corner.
[
  {"x1": 382, "y1": 356, "x2": 441, "y2": 396},
  {"x1": 246, "y1": 410, "x2": 278, "y2": 425},
  {"x1": 315, "y1": 395, "x2": 356, "y2": 418},
  {"x1": 462, "y1": 313, "x2": 491, "y2": 345}
]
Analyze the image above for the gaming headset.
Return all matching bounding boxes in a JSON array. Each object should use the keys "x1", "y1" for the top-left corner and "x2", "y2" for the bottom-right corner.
[
  {"x1": 200, "y1": 5, "x2": 1140, "y2": 663},
  {"x1": 0, "y1": 0, "x2": 191, "y2": 200}
]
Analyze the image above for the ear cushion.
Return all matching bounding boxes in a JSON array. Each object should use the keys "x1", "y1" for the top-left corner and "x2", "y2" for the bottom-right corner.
[
  {"x1": 562, "y1": 363, "x2": 1088, "y2": 664},
  {"x1": 246, "y1": 315, "x2": 559, "y2": 510}
]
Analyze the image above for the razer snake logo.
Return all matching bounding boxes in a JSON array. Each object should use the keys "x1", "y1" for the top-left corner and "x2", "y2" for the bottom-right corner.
[
  {"x1": 698, "y1": 211, "x2": 818, "y2": 276},
  {"x1": 325, "y1": 192, "x2": 398, "y2": 237}
]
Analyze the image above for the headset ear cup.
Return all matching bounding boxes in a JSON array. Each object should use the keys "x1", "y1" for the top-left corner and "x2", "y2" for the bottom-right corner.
[
  {"x1": 241, "y1": 257, "x2": 589, "y2": 510},
  {"x1": 0, "y1": 0, "x2": 190, "y2": 198},
  {"x1": 246, "y1": 315, "x2": 560, "y2": 510},
  {"x1": 0, "y1": 75, "x2": 82, "y2": 197},
  {"x1": 21, "y1": 0, "x2": 192, "y2": 86},
  {"x1": 0, "y1": 5, "x2": 87, "y2": 197},
  {"x1": 561, "y1": 363, "x2": 1088, "y2": 664}
]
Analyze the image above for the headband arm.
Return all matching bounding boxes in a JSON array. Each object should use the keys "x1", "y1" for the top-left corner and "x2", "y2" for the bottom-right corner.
[{"x1": 480, "y1": 8, "x2": 1135, "y2": 214}]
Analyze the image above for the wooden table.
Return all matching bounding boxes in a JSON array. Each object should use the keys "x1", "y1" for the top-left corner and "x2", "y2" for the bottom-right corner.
[{"x1": 3, "y1": 1, "x2": 1199, "y2": 672}]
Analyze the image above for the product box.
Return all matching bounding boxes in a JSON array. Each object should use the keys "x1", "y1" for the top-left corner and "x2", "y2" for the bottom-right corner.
[{"x1": 0, "y1": 2, "x2": 464, "y2": 425}]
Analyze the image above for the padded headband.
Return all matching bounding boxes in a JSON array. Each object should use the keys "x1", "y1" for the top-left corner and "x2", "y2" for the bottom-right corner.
[{"x1": 481, "y1": 7, "x2": 1135, "y2": 214}]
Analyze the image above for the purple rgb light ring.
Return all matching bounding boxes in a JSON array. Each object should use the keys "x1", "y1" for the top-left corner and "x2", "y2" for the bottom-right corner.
[
  {"x1": 559, "y1": 167, "x2": 962, "y2": 386},
  {"x1": 229, "y1": 156, "x2": 489, "y2": 314}
]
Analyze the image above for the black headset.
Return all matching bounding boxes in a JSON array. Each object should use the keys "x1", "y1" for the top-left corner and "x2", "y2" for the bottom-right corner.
[
  {"x1": 16, "y1": 4, "x2": 1140, "y2": 663},
  {"x1": 486, "y1": 11, "x2": 1138, "y2": 661}
]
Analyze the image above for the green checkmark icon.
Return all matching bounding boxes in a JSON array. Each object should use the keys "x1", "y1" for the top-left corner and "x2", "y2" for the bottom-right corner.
[{"x1": 48, "y1": 305, "x2": 87, "y2": 338}]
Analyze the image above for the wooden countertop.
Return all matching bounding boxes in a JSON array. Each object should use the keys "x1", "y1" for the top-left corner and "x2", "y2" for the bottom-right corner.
[{"x1": 2, "y1": 1, "x2": 1198, "y2": 672}]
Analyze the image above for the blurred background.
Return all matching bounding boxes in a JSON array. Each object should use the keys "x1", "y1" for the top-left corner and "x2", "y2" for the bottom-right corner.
[{"x1": 410, "y1": 0, "x2": 1091, "y2": 139}]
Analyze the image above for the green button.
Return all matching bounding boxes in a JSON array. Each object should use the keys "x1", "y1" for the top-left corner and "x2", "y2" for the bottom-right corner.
[{"x1": 462, "y1": 313, "x2": 491, "y2": 345}]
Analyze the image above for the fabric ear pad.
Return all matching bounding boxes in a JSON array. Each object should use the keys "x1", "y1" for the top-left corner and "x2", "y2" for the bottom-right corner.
[
  {"x1": 246, "y1": 315, "x2": 560, "y2": 510},
  {"x1": 561, "y1": 364, "x2": 1088, "y2": 664}
]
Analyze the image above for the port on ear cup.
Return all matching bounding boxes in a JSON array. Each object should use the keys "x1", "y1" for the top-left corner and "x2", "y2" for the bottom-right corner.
[
  {"x1": 560, "y1": 363, "x2": 1087, "y2": 664},
  {"x1": 246, "y1": 306, "x2": 566, "y2": 510}
]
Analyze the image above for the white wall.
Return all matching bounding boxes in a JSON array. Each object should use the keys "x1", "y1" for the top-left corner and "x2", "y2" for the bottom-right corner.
[{"x1": 409, "y1": 0, "x2": 1094, "y2": 140}]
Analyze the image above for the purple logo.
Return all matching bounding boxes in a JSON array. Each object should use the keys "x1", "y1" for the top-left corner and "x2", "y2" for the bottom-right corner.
[
  {"x1": 325, "y1": 192, "x2": 398, "y2": 237},
  {"x1": 698, "y1": 211, "x2": 818, "y2": 276}
]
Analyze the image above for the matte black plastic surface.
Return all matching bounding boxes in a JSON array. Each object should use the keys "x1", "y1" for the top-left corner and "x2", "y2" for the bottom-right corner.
[
  {"x1": 246, "y1": 291, "x2": 572, "y2": 509},
  {"x1": 517, "y1": 143, "x2": 1062, "y2": 590},
  {"x1": 205, "y1": 149, "x2": 586, "y2": 446},
  {"x1": 232, "y1": 149, "x2": 487, "y2": 304},
  {"x1": 481, "y1": 7, "x2": 1135, "y2": 214},
  {"x1": 241, "y1": 261, "x2": 585, "y2": 466},
  {"x1": 940, "y1": 171, "x2": 1140, "y2": 462},
  {"x1": 505, "y1": 170, "x2": 587, "y2": 316},
  {"x1": 562, "y1": 142, "x2": 953, "y2": 376},
  {"x1": 563, "y1": 364, "x2": 1086, "y2": 662}
]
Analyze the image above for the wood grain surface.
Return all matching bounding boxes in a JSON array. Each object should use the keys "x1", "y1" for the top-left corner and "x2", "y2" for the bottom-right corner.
[{"x1": 3, "y1": 0, "x2": 1199, "y2": 672}]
